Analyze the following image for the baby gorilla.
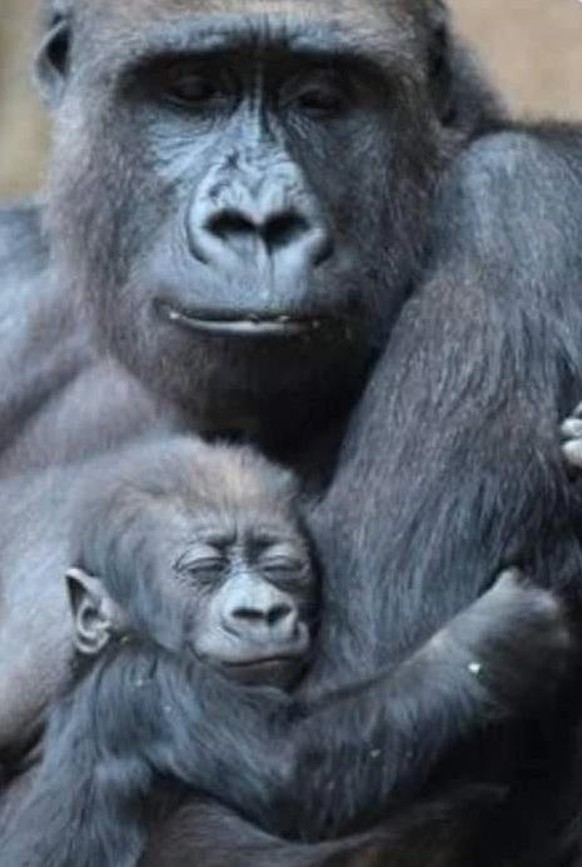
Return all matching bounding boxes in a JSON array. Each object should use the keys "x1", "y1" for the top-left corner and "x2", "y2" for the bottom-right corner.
[
  {"x1": 0, "y1": 436, "x2": 318, "y2": 864},
  {"x1": 67, "y1": 442, "x2": 316, "y2": 692},
  {"x1": 0, "y1": 436, "x2": 313, "y2": 760},
  {"x1": 0, "y1": 437, "x2": 574, "y2": 867}
]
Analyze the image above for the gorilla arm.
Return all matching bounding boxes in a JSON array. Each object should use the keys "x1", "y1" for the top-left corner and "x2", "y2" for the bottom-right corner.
[
  {"x1": 310, "y1": 127, "x2": 582, "y2": 676},
  {"x1": 294, "y1": 128, "x2": 582, "y2": 853},
  {"x1": 141, "y1": 572, "x2": 571, "y2": 841}
]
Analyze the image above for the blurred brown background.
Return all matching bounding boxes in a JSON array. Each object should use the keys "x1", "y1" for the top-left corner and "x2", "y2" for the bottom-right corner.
[{"x1": 1, "y1": 0, "x2": 582, "y2": 198}]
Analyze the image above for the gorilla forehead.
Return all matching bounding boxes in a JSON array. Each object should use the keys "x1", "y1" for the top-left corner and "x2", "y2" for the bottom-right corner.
[
  {"x1": 79, "y1": 0, "x2": 427, "y2": 22},
  {"x1": 69, "y1": 0, "x2": 435, "y2": 69}
]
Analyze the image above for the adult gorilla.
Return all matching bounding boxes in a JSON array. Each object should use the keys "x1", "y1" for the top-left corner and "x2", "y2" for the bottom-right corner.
[{"x1": 2, "y1": 0, "x2": 582, "y2": 865}]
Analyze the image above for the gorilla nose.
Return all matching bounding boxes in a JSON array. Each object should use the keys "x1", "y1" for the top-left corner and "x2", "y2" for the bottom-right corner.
[
  {"x1": 225, "y1": 591, "x2": 300, "y2": 643},
  {"x1": 189, "y1": 199, "x2": 332, "y2": 268}
]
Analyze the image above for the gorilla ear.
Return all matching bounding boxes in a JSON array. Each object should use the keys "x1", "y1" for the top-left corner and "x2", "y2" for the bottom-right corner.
[
  {"x1": 35, "y1": 16, "x2": 71, "y2": 107},
  {"x1": 66, "y1": 568, "x2": 123, "y2": 657}
]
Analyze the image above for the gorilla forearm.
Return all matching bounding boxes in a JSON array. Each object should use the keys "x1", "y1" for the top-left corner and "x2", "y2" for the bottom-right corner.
[
  {"x1": 298, "y1": 130, "x2": 582, "y2": 859},
  {"x1": 312, "y1": 129, "x2": 582, "y2": 676}
]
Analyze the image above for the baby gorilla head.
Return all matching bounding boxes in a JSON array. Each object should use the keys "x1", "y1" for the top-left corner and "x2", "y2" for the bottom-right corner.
[{"x1": 66, "y1": 437, "x2": 317, "y2": 689}]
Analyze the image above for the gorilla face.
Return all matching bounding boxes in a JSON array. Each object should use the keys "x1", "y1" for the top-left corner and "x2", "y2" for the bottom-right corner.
[
  {"x1": 43, "y1": 1, "x2": 450, "y2": 437},
  {"x1": 69, "y1": 435, "x2": 318, "y2": 689}
]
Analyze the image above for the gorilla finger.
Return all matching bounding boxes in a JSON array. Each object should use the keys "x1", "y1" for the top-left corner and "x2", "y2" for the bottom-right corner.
[{"x1": 560, "y1": 417, "x2": 582, "y2": 441}]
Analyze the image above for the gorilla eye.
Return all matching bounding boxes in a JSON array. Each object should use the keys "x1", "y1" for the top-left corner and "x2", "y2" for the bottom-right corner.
[
  {"x1": 289, "y1": 73, "x2": 349, "y2": 118},
  {"x1": 262, "y1": 557, "x2": 304, "y2": 575},
  {"x1": 159, "y1": 67, "x2": 222, "y2": 109},
  {"x1": 174, "y1": 548, "x2": 226, "y2": 583},
  {"x1": 298, "y1": 88, "x2": 342, "y2": 115}
]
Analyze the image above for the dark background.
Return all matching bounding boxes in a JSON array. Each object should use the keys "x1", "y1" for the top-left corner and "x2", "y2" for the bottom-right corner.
[{"x1": 1, "y1": 0, "x2": 582, "y2": 198}]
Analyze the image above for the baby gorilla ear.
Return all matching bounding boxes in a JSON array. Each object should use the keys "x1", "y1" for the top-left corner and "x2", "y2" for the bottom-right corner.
[{"x1": 65, "y1": 568, "x2": 126, "y2": 657}]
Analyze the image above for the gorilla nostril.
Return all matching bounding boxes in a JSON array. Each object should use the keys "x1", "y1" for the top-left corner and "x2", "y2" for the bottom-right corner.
[
  {"x1": 264, "y1": 215, "x2": 309, "y2": 254},
  {"x1": 207, "y1": 211, "x2": 256, "y2": 243},
  {"x1": 207, "y1": 210, "x2": 309, "y2": 253},
  {"x1": 266, "y1": 603, "x2": 293, "y2": 626},
  {"x1": 232, "y1": 606, "x2": 265, "y2": 623},
  {"x1": 231, "y1": 603, "x2": 294, "y2": 628},
  {"x1": 203, "y1": 208, "x2": 331, "y2": 263}
]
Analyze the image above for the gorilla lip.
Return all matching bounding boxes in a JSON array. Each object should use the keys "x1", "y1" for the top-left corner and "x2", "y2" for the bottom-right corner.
[
  {"x1": 221, "y1": 654, "x2": 304, "y2": 668},
  {"x1": 218, "y1": 655, "x2": 306, "y2": 684},
  {"x1": 158, "y1": 302, "x2": 322, "y2": 338}
]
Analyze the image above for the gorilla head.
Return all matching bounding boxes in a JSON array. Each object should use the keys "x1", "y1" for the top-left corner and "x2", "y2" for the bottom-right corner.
[
  {"x1": 37, "y1": 0, "x2": 478, "y2": 440},
  {"x1": 68, "y1": 436, "x2": 317, "y2": 689}
]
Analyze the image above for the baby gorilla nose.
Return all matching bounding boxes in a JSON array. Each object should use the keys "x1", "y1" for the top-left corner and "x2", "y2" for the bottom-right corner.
[
  {"x1": 207, "y1": 571, "x2": 312, "y2": 688},
  {"x1": 225, "y1": 586, "x2": 300, "y2": 645}
]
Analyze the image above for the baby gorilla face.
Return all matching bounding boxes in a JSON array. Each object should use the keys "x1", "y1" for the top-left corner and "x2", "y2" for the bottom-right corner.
[
  {"x1": 68, "y1": 438, "x2": 318, "y2": 691},
  {"x1": 174, "y1": 518, "x2": 316, "y2": 689}
]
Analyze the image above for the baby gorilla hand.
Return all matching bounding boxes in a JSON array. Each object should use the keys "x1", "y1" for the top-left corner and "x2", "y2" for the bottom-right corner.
[{"x1": 441, "y1": 570, "x2": 574, "y2": 716}]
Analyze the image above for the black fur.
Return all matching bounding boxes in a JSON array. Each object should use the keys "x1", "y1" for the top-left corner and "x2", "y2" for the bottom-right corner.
[{"x1": 2, "y1": 1, "x2": 582, "y2": 864}]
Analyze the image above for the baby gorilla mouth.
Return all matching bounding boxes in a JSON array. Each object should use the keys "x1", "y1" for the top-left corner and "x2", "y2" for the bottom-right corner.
[
  {"x1": 206, "y1": 629, "x2": 312, "y2": 689},
  {"x1": 220, "y1": 654, "x2": 307, "y2": 688}
]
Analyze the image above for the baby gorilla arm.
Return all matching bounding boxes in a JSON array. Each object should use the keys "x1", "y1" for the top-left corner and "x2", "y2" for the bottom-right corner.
[
  {"x1": 0, "y1": 573, "x2": 571, "y2": 866},
  {"x1": 146, "y1": 571, "x2": 573, "y2": 839},
  {"x1": 153, "y1": 570, "x2": 571, "y2": 840}
]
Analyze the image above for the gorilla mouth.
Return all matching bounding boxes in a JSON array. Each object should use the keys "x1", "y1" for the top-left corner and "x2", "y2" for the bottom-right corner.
[{"x1": 157, "y1": 302, "x2": 323, "y2": 338}]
